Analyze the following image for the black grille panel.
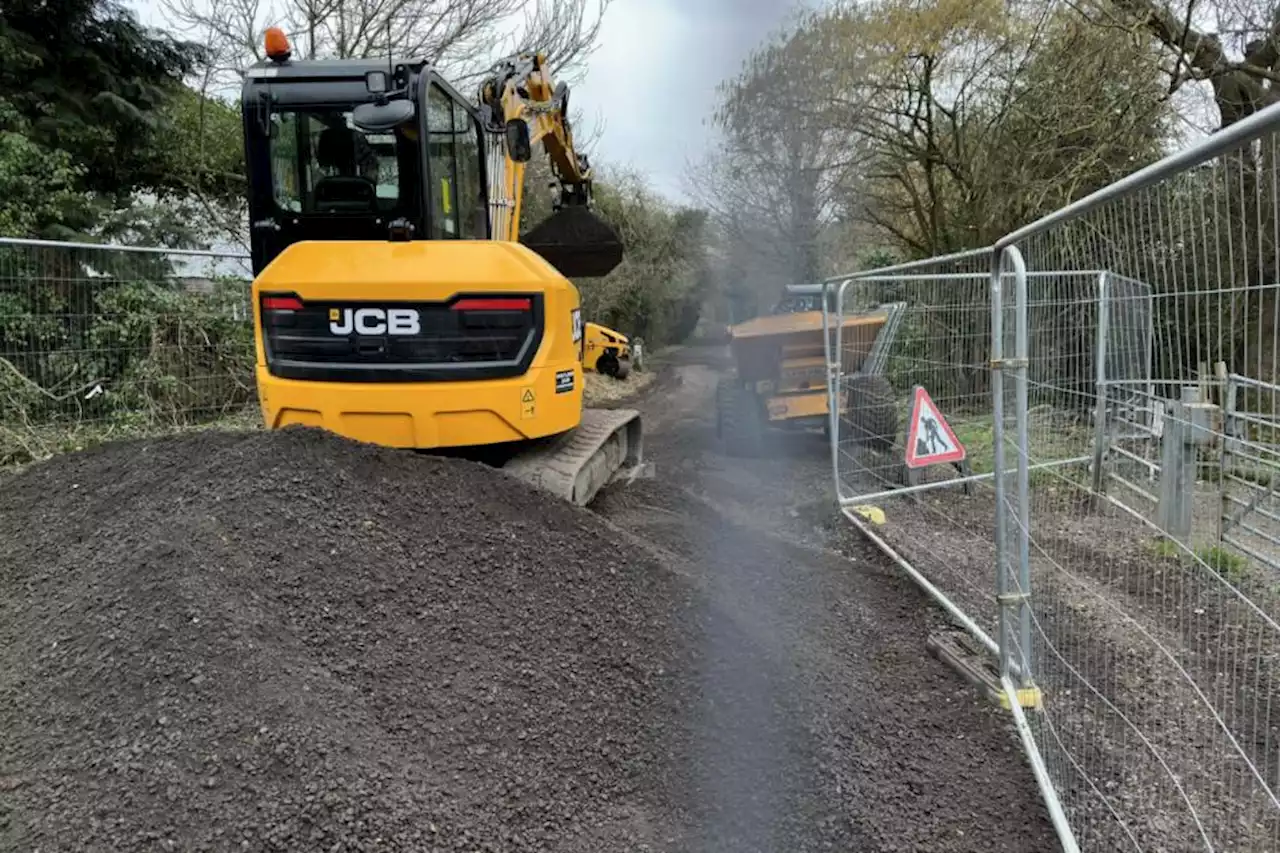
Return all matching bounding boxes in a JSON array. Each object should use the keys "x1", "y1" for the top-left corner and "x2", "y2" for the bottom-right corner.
[{"x1": 261, "y1": 292, "x2": 544, "y2": 383}]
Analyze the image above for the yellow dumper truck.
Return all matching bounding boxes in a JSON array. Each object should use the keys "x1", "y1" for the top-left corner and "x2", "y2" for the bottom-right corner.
[
  {"x1": 582, "y1": 321, "x2": 633, "y2": 379},
  {"x1": 716, "y1": 284, "x2": 906, "y2": 457}
]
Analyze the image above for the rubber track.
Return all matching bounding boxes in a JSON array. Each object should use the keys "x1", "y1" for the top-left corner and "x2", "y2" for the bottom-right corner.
[{"x1": 503, "y1": 408, "x2": 643, "y2": 506}]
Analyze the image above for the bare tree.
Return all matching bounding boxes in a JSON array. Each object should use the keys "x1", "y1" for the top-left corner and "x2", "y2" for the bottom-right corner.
[
  {"x1": 1064, "y1": 0, "x2": 1280, "y2": 129},
  {"x1": 689, "y1": 7, "x2": 871, "y2": 314},
  {"x1": 161, "y1": 0, "x2": 611, "y2": 92},
  {"x1": 697, "y1": 0, "x2": 1173, "y2": 282}
]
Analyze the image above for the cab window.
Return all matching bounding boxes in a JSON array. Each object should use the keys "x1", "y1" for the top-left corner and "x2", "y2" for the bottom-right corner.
[
  {"x1": 426, "y1": 85, "x2": 459, "y2": 238},
  {"x1": 452, "y1": 100, "x2": 487, "y2": 238},
  {"x1": 426, "y1": 84, "x2": 487, "y2": 239},
  {"x1": 269, "y1": 109, "x2": 413, "y2": 215}
]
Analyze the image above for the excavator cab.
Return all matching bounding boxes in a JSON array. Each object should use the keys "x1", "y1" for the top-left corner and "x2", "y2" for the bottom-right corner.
[{"x1": 242, "y1": 55, "x2": 621, "y2": 278}]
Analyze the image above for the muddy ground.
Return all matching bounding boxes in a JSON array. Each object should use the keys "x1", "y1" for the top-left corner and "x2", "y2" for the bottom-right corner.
[
  {"x1": 0, "y1": 343, "x2": 1059, "y2": 852},
  {"x1": 592, "y1": 344, "x2": 1058, "y2": 850}
]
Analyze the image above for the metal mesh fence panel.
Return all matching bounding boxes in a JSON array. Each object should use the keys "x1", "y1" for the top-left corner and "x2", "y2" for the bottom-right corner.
[
  {"x1": 833, "y1": 253, "x2": 992, "y2": 498},
  {"x1": 999, "y1": 115, "x2": 1280, "y2": 850},
  {"x1": 0, "y1": 239, "x2": 256, "y2": 467},
  {"x1": 827, "y1": 251, "x2": 1005, "y2": 650},
  {"x1": 823, "y1": 100, "x2": 1280, "y2": 853},
  {"x1": 826, "y1": 256, "x2": 1119, "y2": 663}
]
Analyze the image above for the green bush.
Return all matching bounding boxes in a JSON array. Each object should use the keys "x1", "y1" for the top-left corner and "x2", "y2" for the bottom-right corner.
[{"x1": 0, "y1": 268, "x2": 254, "y2": 465}]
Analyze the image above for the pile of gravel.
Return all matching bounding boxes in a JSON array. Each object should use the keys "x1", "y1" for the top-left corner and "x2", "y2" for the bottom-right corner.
[{"x1": 0, "y1": 428, "x2": 731, "y2": 851}]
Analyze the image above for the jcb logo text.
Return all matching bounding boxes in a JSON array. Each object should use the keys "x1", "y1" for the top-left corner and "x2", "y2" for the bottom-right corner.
[{"x1": 329, "y1": 308, "x2": 421, "y2": 336}]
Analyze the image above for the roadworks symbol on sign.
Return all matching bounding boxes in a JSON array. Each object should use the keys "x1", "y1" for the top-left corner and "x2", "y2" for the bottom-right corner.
[{"x1": 904, "y1": 386, "x2": 965, "y2": 469}]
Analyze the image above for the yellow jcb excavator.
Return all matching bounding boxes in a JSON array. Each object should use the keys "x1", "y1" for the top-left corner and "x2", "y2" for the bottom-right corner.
[{"x1": 242, "y1": 29, "x2": 642, "y2": 505}]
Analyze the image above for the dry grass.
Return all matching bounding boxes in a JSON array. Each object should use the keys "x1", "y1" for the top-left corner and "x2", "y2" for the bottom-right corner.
[{"x1": 583, "y1": 369, "x2": 655, "y2": 405}]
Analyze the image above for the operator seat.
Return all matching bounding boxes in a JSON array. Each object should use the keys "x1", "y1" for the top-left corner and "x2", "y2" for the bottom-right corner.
[{"x1": 314, "y1": 126, "x2": 377, "y2": 212}]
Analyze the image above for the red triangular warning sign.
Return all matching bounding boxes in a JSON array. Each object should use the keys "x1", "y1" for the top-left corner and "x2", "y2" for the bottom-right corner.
[{"x1": 904, "y1": 386, "x2": 966, "y2": 469}]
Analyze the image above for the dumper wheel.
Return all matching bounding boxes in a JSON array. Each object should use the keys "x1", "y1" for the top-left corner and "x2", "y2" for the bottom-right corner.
[
  {"x1": 843, "y1": 373, "x2": 897, "y2": 453},
  {"x1": 613, "y1": 356, "x2": 632, "y2": 380},
  {"x1": 716, "y1": 377, "x2": 764, "y2": 457},
  {"x1": 597, "y1": 352, "x2": 622, "y2": 378}
]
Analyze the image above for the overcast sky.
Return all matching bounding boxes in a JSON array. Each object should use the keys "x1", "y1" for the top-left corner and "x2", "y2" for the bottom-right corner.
[
  {"x1": 567, "y1": 0, "x2": 803, "y2": 200},
  {"x1": 127, "y1": 0, "x2": 805, "y2": 203}
]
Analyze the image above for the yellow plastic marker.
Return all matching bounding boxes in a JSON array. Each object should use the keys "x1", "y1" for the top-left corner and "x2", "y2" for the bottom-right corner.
[{"x1": 850, "y1": 505, "x2": 886, "y2": 526}]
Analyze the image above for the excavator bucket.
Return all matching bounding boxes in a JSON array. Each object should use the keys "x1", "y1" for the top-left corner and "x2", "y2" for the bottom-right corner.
[{"x1": 522, "y1": 204, "x2": 624, "y2": 279}]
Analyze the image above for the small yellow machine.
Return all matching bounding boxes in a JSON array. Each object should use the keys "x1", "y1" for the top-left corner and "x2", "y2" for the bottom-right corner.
[
  {"x1": 243, "y1": 30, "x2": 641, "y2": 505},
  {"x1": 582, "y1": 321, "x2": 632, "y2": 379},
  {"x1": 717, "y1": 284, "x2": 906, "y2": 456}
]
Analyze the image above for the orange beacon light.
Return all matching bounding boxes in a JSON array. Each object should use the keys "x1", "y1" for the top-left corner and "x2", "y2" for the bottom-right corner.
[{"x1": 264, "y1": 27, "x2": 291, "y2": 62}]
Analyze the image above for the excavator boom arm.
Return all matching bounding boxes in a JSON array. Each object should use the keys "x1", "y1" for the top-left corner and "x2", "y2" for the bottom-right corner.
[
  {"x1": 479, "y1": 52, "x2": 591, "y2": 185},
  {"x1": 478, "y1": 52, "x2": 621, "y2": 279}
]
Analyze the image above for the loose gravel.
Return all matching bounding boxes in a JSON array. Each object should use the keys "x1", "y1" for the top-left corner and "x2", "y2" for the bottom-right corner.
[{"x1": 1, "y1": 429, "x2": 715, "y2": 851}]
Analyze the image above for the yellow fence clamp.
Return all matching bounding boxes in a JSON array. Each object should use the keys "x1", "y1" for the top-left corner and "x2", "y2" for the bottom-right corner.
[{"x1": 850, "y1": 505, "x2": 886, "y2": 525}]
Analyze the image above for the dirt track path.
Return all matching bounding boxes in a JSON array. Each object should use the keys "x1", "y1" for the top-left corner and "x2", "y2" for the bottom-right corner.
[{"x1": 593, "y1": 345, "x2": 1060, "y2": 852}]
